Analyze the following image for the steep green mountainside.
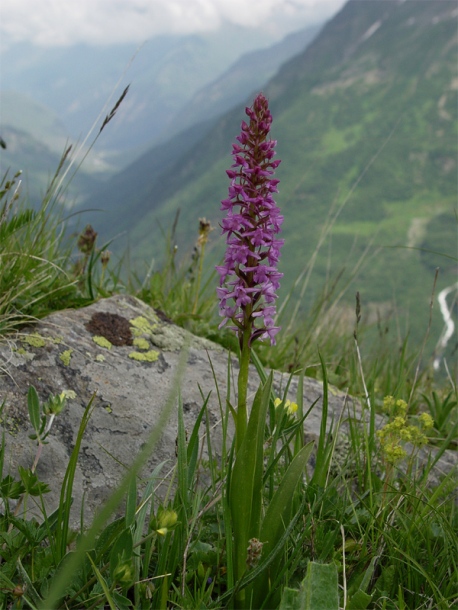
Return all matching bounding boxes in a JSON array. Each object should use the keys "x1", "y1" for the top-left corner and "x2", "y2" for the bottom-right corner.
[{"x1": 82, "y1": 0, "x2": 457, "y2": 350}]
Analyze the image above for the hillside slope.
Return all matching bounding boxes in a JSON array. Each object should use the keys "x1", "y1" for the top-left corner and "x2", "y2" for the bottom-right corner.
[{"x1": 82, "y1": 0, "x2": 458, "y2": 349}]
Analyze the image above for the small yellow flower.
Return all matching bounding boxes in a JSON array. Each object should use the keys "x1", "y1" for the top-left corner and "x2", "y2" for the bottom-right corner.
[
  {"x1": 408, "y1": 426, "x2": 428, "y2": 447},
  {"x1": 113, "y1": 562, "x2": 133, "y2": 584},
  {"x1": 393, "y1": 416, "x2": 406, "y2": 429},
  {"x1": 419, "y1": 412, "x2": 434, "y2": 430},
  {"x1": 286, "y1": 400, "x2": 298, "y2": 416},
  {"x1": 153, "y1": 508, "x2": 178, "y2": 535},
  {"x1": 274, "y1": 397, "x2": 298, "y2": 415},
  {"x1": 383, "y1": 442, "x2": 407, "y2": 464},
  {"x1": 383, "y1": 395, "x2": 395, "y2": 413},
  {"x1": 156, "y1": 528, "x2": 168, "y2": 536},
  {"x1": 395, "y1": 399, "x2": 408, "y2": 415},
  {"x1": 158, "y1": 509, "x2": 178, "y2": 529},
  {"x1": 399, "y1": 427, "x2": 412, "y2": 441},
  {"x1": 44, "y1": 391, "x2": 72, "y2": 415},
  {"x1": 378, "y1": 395, "x2": 432, "y2": 467}
]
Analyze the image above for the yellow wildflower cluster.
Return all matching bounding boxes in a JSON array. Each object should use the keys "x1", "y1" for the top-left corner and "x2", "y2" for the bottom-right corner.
[
  {"x1": 382, "y1": 395, "x2": 408, "y2": 416},
  {"x1": 274, "y1": 397, "x2": 298, "y2": 416},
  {"x1": 377, "y1": 396, "x2": 434, "y2": 465},
  {"x1": 419, "y1": 412, "x2": 434, "y2": 429}
]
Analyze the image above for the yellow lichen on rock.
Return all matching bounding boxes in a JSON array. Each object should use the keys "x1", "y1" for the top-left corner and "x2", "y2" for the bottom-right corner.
[
  {"x1": 130, "y1": 316, "x2": 157, "y2": 337},
  {"x1": 128, "y1": 350, "x2": 159, "y2": 362},
  {"x1": 92, "y1": 335, "x2": 112, "y2": 349},
  {"x1": 133, "y1": 337, "x2": 150, "y2": 350},
  {"x1": 21, "y1": 333, "x2": 46, "y2": 348},
  {"x1": 59, "y1": 349, "x2": 73, "y2": 366}
]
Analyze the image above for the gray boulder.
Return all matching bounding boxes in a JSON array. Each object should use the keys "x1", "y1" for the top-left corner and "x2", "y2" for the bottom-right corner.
[{"x1": 0, "y1": 295, "x2": 455, "y2": 524}]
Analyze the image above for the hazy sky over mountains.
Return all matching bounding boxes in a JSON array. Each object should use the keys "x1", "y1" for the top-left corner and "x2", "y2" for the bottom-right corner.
[{"x1": 0, "y1": 0, "x2": 346, "y2": 47}]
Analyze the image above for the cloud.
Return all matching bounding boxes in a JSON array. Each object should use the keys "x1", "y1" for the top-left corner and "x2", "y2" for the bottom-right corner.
[{"x1": 0, "y1": 0, "x2": 345, "y2": 47}]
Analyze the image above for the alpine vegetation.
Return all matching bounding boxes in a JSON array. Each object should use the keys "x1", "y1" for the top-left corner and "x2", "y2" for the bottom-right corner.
[{"x1": 0, "y1": 90, "x2": 456, "y2": 610}]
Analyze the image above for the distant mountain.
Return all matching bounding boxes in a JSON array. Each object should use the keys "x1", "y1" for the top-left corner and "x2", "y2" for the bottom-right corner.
[
  {"x1": 166, "y1": 24, "x2": 321, "y2": 138},
  {"x1": 0, "y1": 20, "x2": 324, "y2": 203},
  {"x1": 0, "y1": 91, "x2": 70, "y2": 154},
  {"x1": 82, "y1": 0, "x2": 457, "y2": 349},
  {"x1": 0, "y1": 92, "x2": 104, "y2": 206},
  {"x1": 0, "y1": 22, "x2": 307, "y2": 157}
]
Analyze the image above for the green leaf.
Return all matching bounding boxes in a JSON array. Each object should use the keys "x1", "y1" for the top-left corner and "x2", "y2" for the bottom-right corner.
[
  {"x1": 347, "y1": 589, "x2": 373, "y2": 609},
  {"x1": 16, "y1": 557, "x2": 43, "y2": 609},
  {"x1": 0, "y1": 474, "x2": 25, "y2": 499},
  {"x1": 261, "y1": 441, "x2": 314, "y2": 541},
  {"x1": 86, "y1": 553, "x2": 118, "y2": 610},
  {"x1": 311, "y1": 354, "x2": 335, "y2": 487},
  {"x1": 27, "y1": 386, "x2": 41, "y2": 433},
  {"x1": 187, "y1": 392, "x2": 209, "y2": 488},
  {"x1": 56, "y1": 395, "x2": 95, "y2": 562},
  {"x1": 95, "y1": 517, "x2": 125, "y2": 556},
  {"x1": 303, "y1": 561, "x2": 339, "y2": 610},
  {"x1": 277, "y1": 562, "x2": 339, "y2": 610},
  {"x1": 251, "y1": 441, "x2": 314, "y2": 608},
  {"x1": 112, "y1": 590, "x2": 133, "y2": 609},
  {"x1": 110, "y1": 527, "x2": 133, "y2": 581},
  {"x1": 177, "y1": 394, "x2": 189, "y2": 508},
  {"x1": 125, "y1": 474, "x2": 137, "y2": 528},
  {"x1": 18, "y1": 466, "x2": 50, "y2": 496},
  {"x1": 279, "y1": 587, "x2": 301, "y2": 610},
  {"x1": 229, "y1": 373, "x2": 272, "y2": 600}
]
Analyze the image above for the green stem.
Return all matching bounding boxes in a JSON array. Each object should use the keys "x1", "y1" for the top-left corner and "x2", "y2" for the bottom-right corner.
[
  {"x1": 192, "y1": 242, "x2": 205, "y2": 315},
  {"x1": 236, "y1": 327, "x2": 252, "y2": 453}
]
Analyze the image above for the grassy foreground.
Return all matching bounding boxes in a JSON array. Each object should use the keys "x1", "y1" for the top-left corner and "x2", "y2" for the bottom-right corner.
[{"x1": 0, "y1": 157, "x2": 457, "y2": 609}]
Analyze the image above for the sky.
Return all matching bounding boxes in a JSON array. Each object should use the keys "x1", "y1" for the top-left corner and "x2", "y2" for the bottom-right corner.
[{"x1": 0, "y1": 0, "x2": 347, "y2": 47}]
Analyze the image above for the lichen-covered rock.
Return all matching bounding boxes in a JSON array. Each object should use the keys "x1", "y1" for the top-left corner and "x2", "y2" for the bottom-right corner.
[{"x1": 0, "y1": 295, "x2": 455, "y2": 525}]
